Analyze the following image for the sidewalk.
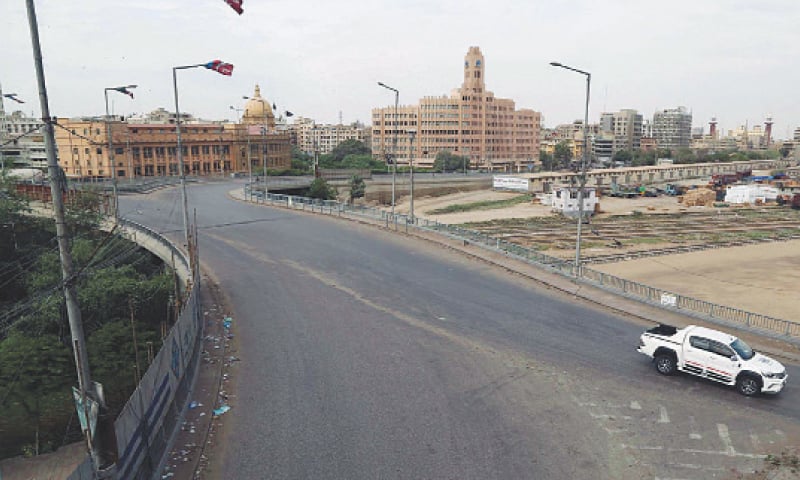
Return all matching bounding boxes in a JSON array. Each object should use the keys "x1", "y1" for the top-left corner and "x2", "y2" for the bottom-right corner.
[{"x1": 229, "y1": 188, "x2": 800, "y2": 363}]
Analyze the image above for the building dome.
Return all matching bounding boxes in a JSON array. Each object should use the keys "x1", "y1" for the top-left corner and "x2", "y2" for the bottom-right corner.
[{"x1": 242, "y1": 84, "x2": 275, "y2": 129}]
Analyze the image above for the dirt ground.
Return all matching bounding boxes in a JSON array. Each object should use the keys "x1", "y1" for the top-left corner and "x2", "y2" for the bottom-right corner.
[
  {"x1": 394, "y1": 189, "x2": 704, "y2": 224},
  {"x1": 393, "y1": 189, "x2": 800, "y2": 322}
]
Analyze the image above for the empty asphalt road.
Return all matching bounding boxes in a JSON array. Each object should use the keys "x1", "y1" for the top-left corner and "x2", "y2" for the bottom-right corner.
[{"x1": 121, "y1": 181, "x2": 800, "y2": 480}]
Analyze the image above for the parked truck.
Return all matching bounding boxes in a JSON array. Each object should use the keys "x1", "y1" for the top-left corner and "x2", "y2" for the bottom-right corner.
[{"x1": 637, "y1": 324, "x2": 787, "y2": 396}]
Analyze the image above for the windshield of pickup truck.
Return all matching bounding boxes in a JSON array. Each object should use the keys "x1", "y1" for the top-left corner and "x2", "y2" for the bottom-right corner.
[{"x1": 731, "y1": 338, "x2": 754, "y2": 360}]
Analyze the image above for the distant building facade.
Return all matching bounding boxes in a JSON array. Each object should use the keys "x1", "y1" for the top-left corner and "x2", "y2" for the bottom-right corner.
[
  {"x1": 290, "y1": 116, "x2": 370, "y2": 155},
  {"x1": 0, "y1": 86, "x2": 46, "y2": 168},
  {"x1": 592, "y1": 109, "x2": 642, "y2": 161},
  {"x1": 54, "y1": 85, "x2": 291, "y2": 179},
  {"x1": 371, "y1": 46, "x2": 542, "y2": 171},
  {"x1": 652, "y1": 106, "x2": 692, "y2": 149}
]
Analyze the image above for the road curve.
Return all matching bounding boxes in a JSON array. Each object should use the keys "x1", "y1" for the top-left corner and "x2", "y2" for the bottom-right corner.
[{"x1": 121, "y1": 181, "x2": 800, "y2": 480}]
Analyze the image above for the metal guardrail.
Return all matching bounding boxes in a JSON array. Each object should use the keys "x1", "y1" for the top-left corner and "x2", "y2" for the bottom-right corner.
[{"x1": 244, "y1": 185, "x2": 800, "y2": 343}]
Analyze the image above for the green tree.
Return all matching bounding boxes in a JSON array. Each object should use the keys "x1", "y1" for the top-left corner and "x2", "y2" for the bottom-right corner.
[
  {"x1": 0, "y1": 332, "x2": 74, "y2": 458},
  {"x1": 553, "y1": 141, "x2": 573, "y2": 169},
  {"x1": 612, "y1": 150, "x2": 633, "y2": 166},
  {"x1": 290, "y1": 146, "x2": 313, "y2": 173},
  {"x1": 329, "y1": 140, "x2": 371, "y2": 164},
  {"x1": 673, "y1": 148, "x2": 696, "y2": 164},
  {"x1": 307, "y1": 178, "x2": 337, "y2": 200},
  {"x1": 433, "y1": 151, "x2": 469, "y2": 172},
  {"x1": 539, "y1": 151, "x2": 557, "y2": 171},
  {"x1": 340, "y1": 153, "x2": 377, "y2": 169},
  {"x1": 88, "y1": 319, "x2": 161, "y2": 407},
  {"x1": 349, "y1": 175, "x2": 366, "y2": 202}
]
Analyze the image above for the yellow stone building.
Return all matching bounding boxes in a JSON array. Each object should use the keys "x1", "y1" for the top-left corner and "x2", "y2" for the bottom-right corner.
[
  {"x1": 372, "y1": 47, "x2": 541, "y2": 171},
  {"x1": 55, "y1": 85, "x2": 291, "y2": 179}
]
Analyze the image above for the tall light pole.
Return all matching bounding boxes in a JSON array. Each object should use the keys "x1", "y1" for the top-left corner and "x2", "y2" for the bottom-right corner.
[
  {"x1": 378, "y1": 82, "x2": 398, "y2": 218},
  {"x1": 408, "y1": 129, "x2": 416, "y2": 223},
  {"x1": 104, "y1": 84, "x2": 137, "y2": 219},
  {"x1": 550, "y1": 61, "x2": 591, "y2": 277},
  {"x1": 242, "y1": 94, "x2": 269, "y2": 198},
  {"x1": 172, "y1": 60, "x2": 233, "y2": 248},
  {"x1": 230, "y1": 105, "x2": 250, "y2": 197}
]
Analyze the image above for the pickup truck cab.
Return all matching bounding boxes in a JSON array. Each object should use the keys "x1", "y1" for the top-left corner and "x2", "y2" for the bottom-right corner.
[{"x1": 638, "y1": 324, "x2": 787, "y2": 396}]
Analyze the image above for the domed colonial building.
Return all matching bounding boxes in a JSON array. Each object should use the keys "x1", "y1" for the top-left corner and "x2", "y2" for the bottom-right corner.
[
  {"x1": 54, "y1": 83, "x2": 291, "y2": 180},
  {"x1": 230, "y1": 84, "x2": 291, "y2": 174},
  {"x1": 242, "y1": 85, "x2": 276, "y2": 129}
]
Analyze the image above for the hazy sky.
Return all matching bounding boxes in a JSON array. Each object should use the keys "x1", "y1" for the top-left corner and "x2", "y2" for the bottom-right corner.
[{"x1": 2, "y1": 0, "x2": 798, "y2": 139}]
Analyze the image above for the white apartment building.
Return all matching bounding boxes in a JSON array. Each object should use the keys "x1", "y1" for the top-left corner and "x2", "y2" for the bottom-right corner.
[
  {"x1": 0, "y1": 105, "x2": 46, "y2": 169},
  {"x1": 290, "y1": 116, "x2": 370, "y2": 155}
]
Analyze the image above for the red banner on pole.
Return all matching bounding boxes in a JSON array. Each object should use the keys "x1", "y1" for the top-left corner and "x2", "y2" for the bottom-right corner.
[
  {"x1": 205, "y1": 60, "x2": 234, "y2": 76},
  {"x1": 223, "y1": 0, "x2": 243, "y2": 14}
]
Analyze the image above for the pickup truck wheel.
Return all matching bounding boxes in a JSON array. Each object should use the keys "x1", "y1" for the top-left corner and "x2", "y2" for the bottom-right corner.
[
  {"x1": 736, "y1": 375, "x2": 761, "y2": 396},
  {"x1": 655, "y1": 354, "x2": 677, "y2": 375}
]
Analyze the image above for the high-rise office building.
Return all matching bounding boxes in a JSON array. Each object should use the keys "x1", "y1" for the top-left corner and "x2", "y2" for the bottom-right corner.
[
  {"x1": 372, "y1": 47, "x2": 541, "y2": 171},
  {"x1": 652, "y1": 106, "x2": 692, "y2": 149}
]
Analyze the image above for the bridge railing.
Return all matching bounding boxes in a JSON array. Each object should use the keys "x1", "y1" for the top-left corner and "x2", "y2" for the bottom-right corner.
[
  {"x1": 245, "y1": 186, "x2": 800, "y2": 343},
  {"x1": 67, "y1": 218, "x2": 202, "y2": 480}
]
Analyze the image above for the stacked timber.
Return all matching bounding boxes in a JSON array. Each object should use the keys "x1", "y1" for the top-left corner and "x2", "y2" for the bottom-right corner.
[{"x1": 677, "y1": 188, "x2": 716, "y2": 207}]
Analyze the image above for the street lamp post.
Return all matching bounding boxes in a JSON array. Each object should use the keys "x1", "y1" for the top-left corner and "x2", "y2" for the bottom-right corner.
[
  {"x1": 550, "y1": 61, "x2": 591, "y2": 277},
  {"x1": 242, "y1": 94, "x2": 269, "y2": 200},
  {"x1": 409, "y1": 129, "x2": 416, "y2": 223},
  {"x1": 172, "y1": 59, "x2": 233, "y2": 249},
  {"x1": 378, "y1": 82, "x2": 399, "y2": 218},
  {"x1": 230, "y1": 105, "x2": 250, "y2": 198},
  {"x1": 104, "y1": 84, "x2": 137, "y2": 219}
]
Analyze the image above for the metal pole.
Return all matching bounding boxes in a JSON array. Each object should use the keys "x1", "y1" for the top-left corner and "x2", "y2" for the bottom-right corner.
[
  {"x1": 103, "y1": 89, "x2": 118, "y2": 219},
  {"x1": 550, "y1": 62, "x2": 591, "y2": 277},
  {"x1": 574, "y1": 73, "x2": 591, "y2": 277},
  {"x1": 409, "y1": 130, "x2": 415, "y2": 223},
  {"x1": 0, "y1": 84, "x2": 5, "y2": 175},
  {"x1": 172, "y1": 67, "x2": 191, "y2": 249},
  {"x1": 25, "y1": 0, "x2": 105, "y2": 470},
  {"x1": 392, "y1": 90, "x2": 398, "y2": 218},
  {"x1": 378, "y1": 82, "x2": 399, "y2": 218},
  {"x1": 246, "y1": 127, "x2": 251, "y2": 198},
  {"x1": 262, "y1": 122, "x2": 268, "y2": 198}
]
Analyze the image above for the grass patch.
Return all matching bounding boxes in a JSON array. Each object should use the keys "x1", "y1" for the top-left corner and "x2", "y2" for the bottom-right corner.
[{"x1": 427, "y1": 194, "x2": 532, "y2": 215}]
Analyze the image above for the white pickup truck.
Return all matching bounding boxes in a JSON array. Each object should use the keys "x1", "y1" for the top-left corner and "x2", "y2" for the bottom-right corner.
[{"x1": 638, "y1": 324, "x2": 787, "y2": 396}]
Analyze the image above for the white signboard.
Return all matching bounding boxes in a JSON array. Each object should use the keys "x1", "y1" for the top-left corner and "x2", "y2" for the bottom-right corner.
[
  {"x1": 660, "y1": 293, "x2": 677, "y2": 307},
  {"x1": 493, "y1": 176, "x2": 529, "y2": 192}
]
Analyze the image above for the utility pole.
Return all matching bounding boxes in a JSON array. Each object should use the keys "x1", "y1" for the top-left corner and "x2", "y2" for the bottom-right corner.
[{"x1": 25, "y1": 0, "x2": 112, "y2": 473}]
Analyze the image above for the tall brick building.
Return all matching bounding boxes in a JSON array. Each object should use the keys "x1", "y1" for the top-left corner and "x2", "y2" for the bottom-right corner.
[{"x1": 372, "y1": 47, "x2": 541, "y2": 171}]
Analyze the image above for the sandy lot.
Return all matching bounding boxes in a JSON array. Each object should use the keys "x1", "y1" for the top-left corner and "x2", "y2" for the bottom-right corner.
[
  {"x1": 394, "y1": 190, "x2": 705, "y2": 224},
  {"x1": 392, "y1": 189, "x2": 799, "y2": 322}
]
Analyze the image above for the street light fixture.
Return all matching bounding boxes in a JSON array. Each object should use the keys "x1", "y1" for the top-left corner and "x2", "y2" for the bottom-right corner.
[
  {"x1": 172, "y1": 60, "x2": 233, "y2": 249},
  {"x1": 104, "y1": 84, "x2": 137, "y2": 219},
  {"x1": 550, "y1": 61, "x2": 591, "y2": 277},
  {"x1": 378, "y1": 81, "x2": 399, "y2": 219}
]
